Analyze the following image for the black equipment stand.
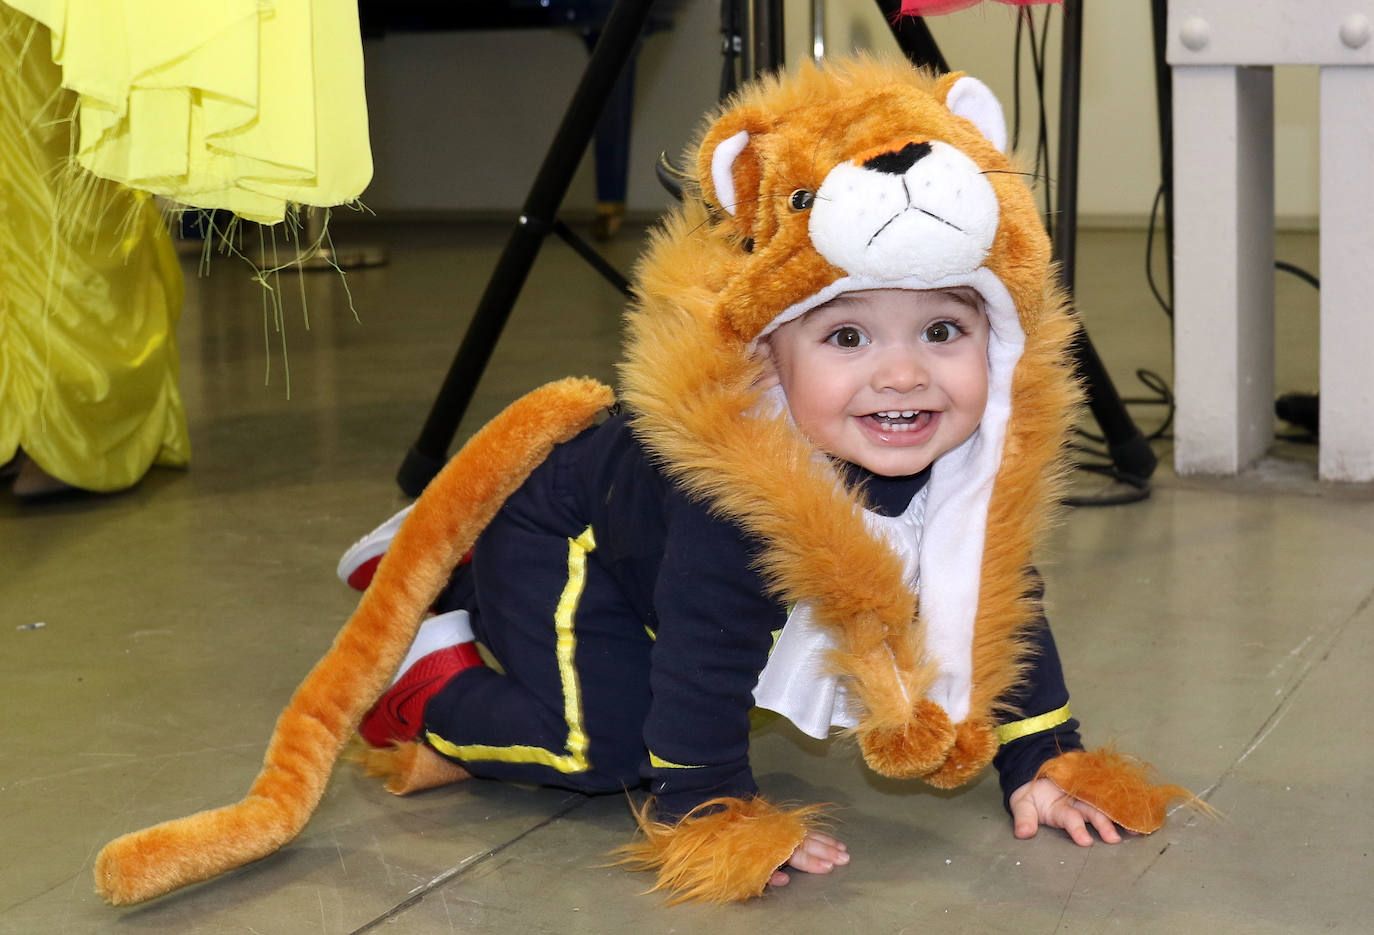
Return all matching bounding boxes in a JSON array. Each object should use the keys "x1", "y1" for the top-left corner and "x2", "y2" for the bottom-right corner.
[
  {"x1": 396, "y1": 0, "x2": 653, "y2": 495},
  {"x1": 399, "y1": 0, "x2": 1157, "y2": 495}
]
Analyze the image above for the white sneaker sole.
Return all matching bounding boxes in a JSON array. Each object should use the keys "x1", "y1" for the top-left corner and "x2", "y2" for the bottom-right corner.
[{"x1": 337, "y1": 503, "x2": 414, "y2": 588}]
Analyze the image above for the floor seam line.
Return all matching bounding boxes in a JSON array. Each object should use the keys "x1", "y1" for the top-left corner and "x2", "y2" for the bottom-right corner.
[
  {"x1": 1185, "y1": 582, "x2": 1374, "y2": 810},
  {"x1": 347, "y1": 792, "x2": 590, "y2": 934}
]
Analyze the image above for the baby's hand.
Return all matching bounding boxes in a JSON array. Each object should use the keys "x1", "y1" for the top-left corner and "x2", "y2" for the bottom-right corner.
[
  {"x1": 1009, "y1": 778, "x2": 1123, "y2": 846},
  {"x1": 768, "y1": 830, "x2": 849, "y2": 887}
]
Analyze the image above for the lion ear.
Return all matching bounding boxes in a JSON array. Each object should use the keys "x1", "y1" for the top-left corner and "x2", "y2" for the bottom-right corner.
[
  {"x1": 709, "y1": 130, "x2": 753, "y2": 217},
  {"x1": 938, "y1": 73, "x2": 1008, "y2": 154},
  {"x1": 697, "y1": 108, "x2": 771, "y2": 233}
]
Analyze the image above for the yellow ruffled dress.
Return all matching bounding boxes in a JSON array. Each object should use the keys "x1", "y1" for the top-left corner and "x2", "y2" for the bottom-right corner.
[
  {"x1": 1, "y1": 8, "x2": 188, "y2": 492},
  {"x1": 1, "y1": 0, "x2": 372, "y2": 491},
  {"x1": 7, "y1": 0, "x2": 372, "y2": 223}
]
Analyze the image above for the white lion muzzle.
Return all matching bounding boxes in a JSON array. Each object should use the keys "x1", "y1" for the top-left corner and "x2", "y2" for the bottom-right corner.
[{"x1": 808, "y1": 140, "x2": 999, "y2": 283}]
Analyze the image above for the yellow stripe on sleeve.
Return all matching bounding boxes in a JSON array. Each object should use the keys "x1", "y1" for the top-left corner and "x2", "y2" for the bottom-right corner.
[{"x1": 995, "y1": 704, "x2": 1072, "y2": 745}]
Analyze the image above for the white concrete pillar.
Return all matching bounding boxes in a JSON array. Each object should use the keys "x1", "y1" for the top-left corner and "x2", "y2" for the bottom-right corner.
[
  {"x1": 1171, "y1": 65, "x2": 1276, "y2": 475},
  {"x1": 1318, "y1": 67, "x2": 1374, "y2": 482}
]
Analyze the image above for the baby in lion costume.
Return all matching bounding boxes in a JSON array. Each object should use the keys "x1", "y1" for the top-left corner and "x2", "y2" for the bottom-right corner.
[{"x1": 95, "y1": 57, "x2": 1194, "y2": 908}]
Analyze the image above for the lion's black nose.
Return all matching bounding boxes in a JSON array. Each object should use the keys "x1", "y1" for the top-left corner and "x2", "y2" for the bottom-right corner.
[{"x1": 862, "y1": 142, "x2": 932, "y2": 175}]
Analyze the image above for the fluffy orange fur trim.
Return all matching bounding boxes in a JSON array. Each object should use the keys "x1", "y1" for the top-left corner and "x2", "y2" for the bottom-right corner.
[
  {"x1": 855, "y1": 698, "x2": 956, "y2": 778},
  {"x1": 613, "y1": 797, "x2": 824, "y2": 904},
  {"x1": 354, "y1": 740, "x2": 472, "y2": 796},
  {"x1": 1037, "y1": 747, "x2": 1213, "y2": 834},
  {"x1": 919, "y1": 719, "x2": 1000, "y2": 790},
  {"x1": 93, "y1": 378, "x2": 614, "y2": 905}
]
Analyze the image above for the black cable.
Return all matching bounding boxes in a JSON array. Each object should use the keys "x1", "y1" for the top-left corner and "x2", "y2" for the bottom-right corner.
[
  {"x1": 1275, "y1": 260, "x2": 1320, "y2": 290},
  {"x1": 1132, "y1": 368, "x2": 1175, "y2": 441},
  {"x1": 1144, "y1": 182, "x2": 1173, "y2": 318},
  {"x1": 1073, "y1": 367, "x2": 1174, "y2": 445}
]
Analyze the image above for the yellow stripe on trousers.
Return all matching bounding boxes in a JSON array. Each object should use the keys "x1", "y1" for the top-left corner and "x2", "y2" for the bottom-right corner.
[{"x1": 426, "y1": 527, "x2": 595, "y2": 773}]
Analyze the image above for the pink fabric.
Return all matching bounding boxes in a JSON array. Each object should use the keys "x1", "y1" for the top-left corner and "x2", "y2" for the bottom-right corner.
[{"x1": 899, "y1": 0, "x2": 1060, "y2": 17}]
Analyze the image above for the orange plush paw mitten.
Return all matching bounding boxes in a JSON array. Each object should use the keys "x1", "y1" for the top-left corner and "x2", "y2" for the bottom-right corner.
[
  {"x1": 1037, "y1": 747, "x2": 1211, "y2": 834},
  {"x1": 614, "y1": 797, "x2": 825, "y2": 904}
]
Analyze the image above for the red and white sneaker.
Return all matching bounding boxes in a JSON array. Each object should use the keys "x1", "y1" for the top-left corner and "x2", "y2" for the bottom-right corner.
[
  {"x1": 338, "y1": 504, "x2": 474, "y2": 593},
  {"x1": 359, "y1": 610, "x2": 483, "y2": 747},
  {"x1": 338, "y1": 504, "x2": 414, "y2": 591}
]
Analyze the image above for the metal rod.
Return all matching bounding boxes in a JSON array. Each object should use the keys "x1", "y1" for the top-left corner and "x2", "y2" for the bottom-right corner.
[
  {"x1": 553, "y1": 220, "x2": 633, "y2": 296},
  {"x1": 811, "y1": 0, "x2": 825, "y2": 60},
  {"x1": 742, "y1": 0, "x2": 756, "y2": 79}
]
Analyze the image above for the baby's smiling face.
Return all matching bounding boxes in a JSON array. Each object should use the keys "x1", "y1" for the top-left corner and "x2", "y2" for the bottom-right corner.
[{"x1": 758, "y1": 288, "x2": 990, "y2": 477}]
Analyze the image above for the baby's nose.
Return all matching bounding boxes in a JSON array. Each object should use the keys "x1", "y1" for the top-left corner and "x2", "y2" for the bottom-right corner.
[{"x1": 874, "y1": 349, "x2": 928, "y2": 391}]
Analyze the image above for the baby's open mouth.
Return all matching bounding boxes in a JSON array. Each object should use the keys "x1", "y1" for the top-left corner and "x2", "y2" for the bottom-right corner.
[{"x1": 864, "y1": 410, "x2": 934, "y2": 433}]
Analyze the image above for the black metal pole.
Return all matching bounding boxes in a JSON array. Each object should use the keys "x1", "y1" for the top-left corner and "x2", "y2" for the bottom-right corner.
[
  {"x1": 1150, "y1": 0, "x2": 1174, "y2": 308},
  {"x1": 396, "y1": 0, "x2": 656, "y2": 495},
  {"x1": 874, "y1": 0, "x2": 950, "y2": 73},
  {"x1": 1054, "y1": 0, "x2": 1082, "y2": 292},
  {"x1": 764, "y1": 0, "x2": 785, "y2": 71},
  {"x1": 1056, "y1": 0, "x2": 1156, "y2": 484}
]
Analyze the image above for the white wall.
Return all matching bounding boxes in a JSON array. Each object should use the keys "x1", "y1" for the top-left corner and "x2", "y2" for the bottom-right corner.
[{"x1": 359, "y1": 0, "x2": 1320, "y2": 227}]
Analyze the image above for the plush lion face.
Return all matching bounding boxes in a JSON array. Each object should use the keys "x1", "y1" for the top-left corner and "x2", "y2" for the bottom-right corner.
[{"x1": 691, "y1": 59, "x2": 1052, "y2": 345}]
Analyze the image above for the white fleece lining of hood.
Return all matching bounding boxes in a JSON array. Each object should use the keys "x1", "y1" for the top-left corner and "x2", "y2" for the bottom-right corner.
[{"x1": 751, "y1": 268, "x2": 1025, "y2": 736}]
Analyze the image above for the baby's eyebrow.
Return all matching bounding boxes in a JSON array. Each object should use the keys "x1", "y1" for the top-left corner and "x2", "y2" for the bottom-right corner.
[
  {"x1": 817, "y1": 294, "x2": 861, "y2": 309},
  {"x1": 937, "y1": 287, "x2": 983, "y2": 309}
]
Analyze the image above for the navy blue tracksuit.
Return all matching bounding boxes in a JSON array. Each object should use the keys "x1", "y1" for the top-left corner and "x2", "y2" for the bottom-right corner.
[{"x1": 424, "y1": 413, "x2": 1080, "y2": 820}]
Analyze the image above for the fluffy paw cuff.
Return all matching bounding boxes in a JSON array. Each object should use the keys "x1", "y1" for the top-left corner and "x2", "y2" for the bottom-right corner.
[
  {"x1": 1036, "y1": 747, "x2": 1210, "y2": 834},
  {"x1": 614, "y1": 796, "x2": 824, "y2": 903}
]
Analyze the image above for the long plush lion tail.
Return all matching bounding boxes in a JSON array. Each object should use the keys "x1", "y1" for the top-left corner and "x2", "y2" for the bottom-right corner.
[
  {"x1": 1037, "y1": 746, "x2": 1218, "y2": 834},
  {"x1": 611, "y1": 797, "x2": 825, "y2": 904},
  {"x1": 94, "y1": 378, "x2": 615, "y2": 906}
]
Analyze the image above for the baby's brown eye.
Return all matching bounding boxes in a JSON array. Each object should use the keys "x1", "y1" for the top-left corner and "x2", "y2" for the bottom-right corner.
[
  {"x1": 789, "y1": 189, "x2": 815, "y2": 211},
  {"x1": 923, "y1": 321, "x2": 958, "y2": 343},
  {"x1": 828, "y1": 326, "x2": 866, "y2": 348}
]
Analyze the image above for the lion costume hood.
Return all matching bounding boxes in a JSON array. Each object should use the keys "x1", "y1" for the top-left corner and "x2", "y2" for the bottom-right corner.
[{"x1": 94, "y1": 58, "x2": 1192, "y2": 909}]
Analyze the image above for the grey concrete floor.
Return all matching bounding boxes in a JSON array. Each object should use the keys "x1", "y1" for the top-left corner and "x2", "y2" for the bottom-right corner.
[{"x1": 2, "y1": 221, "x2": 1369, "y2": 934}]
